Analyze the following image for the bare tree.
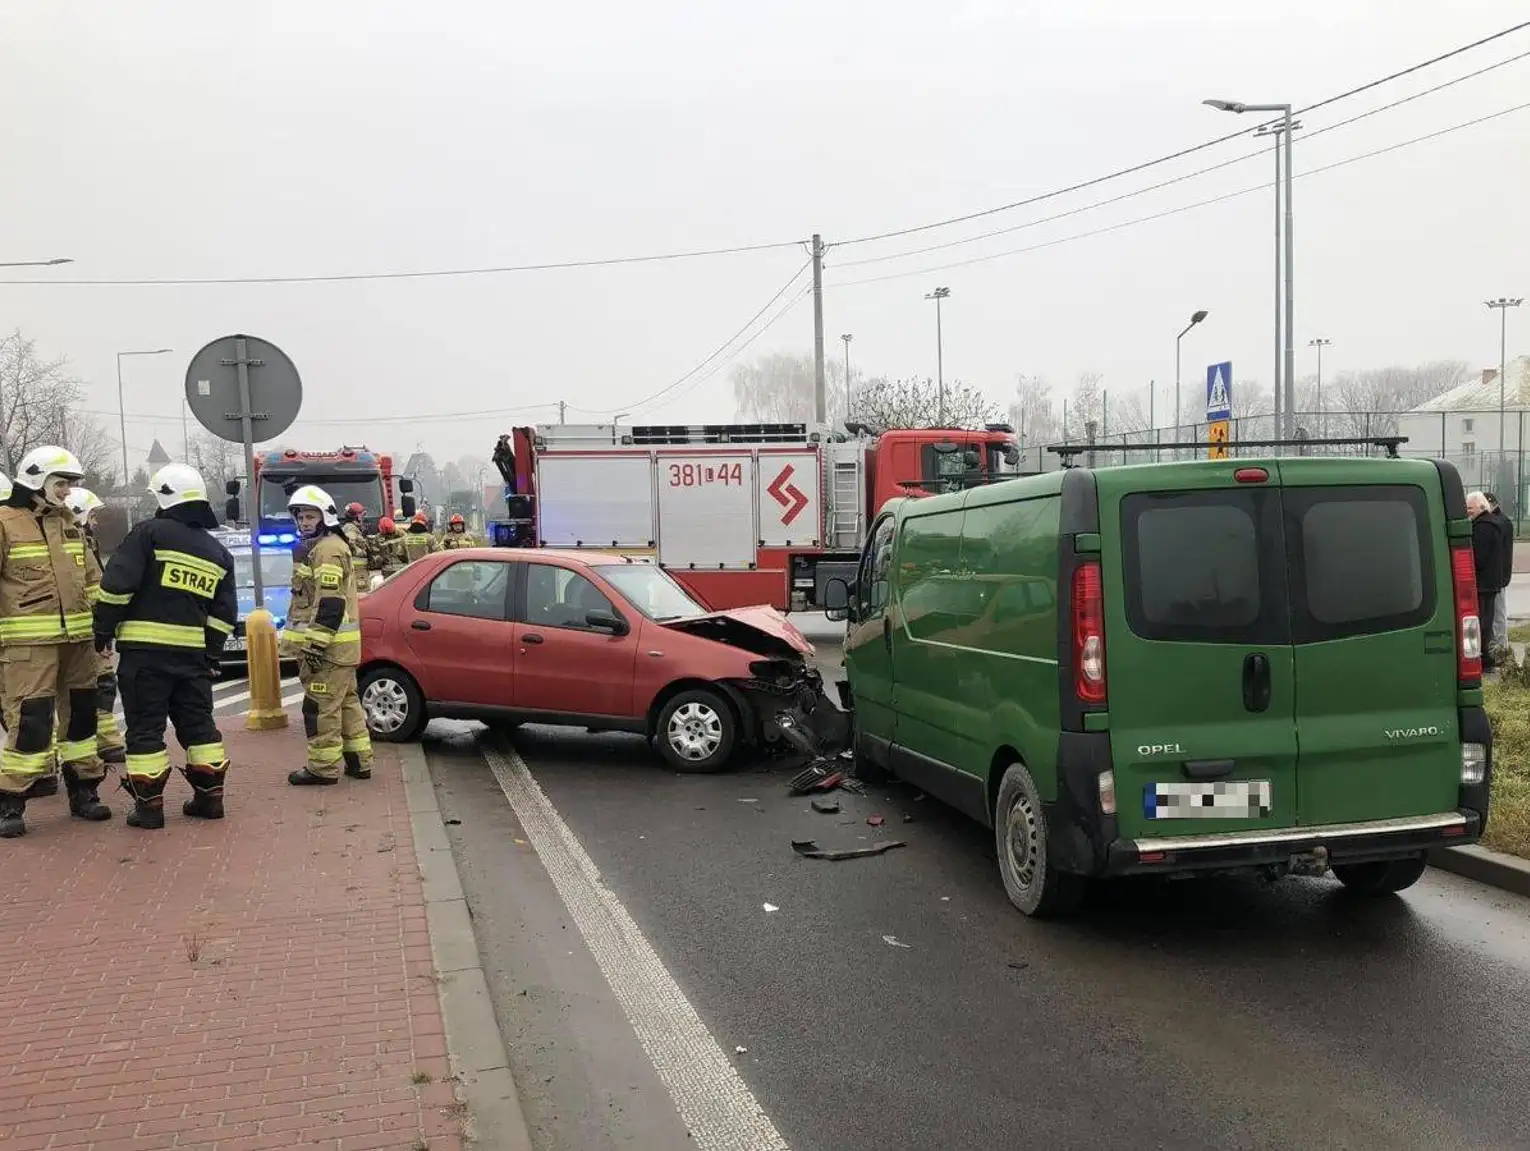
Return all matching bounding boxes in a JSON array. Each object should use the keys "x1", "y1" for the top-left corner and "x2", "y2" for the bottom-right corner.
[
  {"x1": 186, "y1": 431, "x2": 240, "y2": 496},
  {"x1": 1327, "y1": 360, "x2": 1472, "y2": 436},
  {"x1": 1008, "y1": 375, "x2": 1061, "y2": 450},
  {"x1": 854, "y1": 377, "x2": 996, "y2": 430},
  {"x1": 0, "y1": 330, "x2": 114, "y2": 483},
  {"x1": 729, "y1": 351, "x2": 847, "y2": 425}
]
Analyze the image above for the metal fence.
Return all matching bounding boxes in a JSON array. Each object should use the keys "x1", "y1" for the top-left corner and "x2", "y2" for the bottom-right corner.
[{"x1": 1059, "y1": 408, "x2": 1530, "y2": 521}]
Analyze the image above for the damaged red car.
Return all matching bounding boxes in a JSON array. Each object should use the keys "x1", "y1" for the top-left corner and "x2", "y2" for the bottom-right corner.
[{"x1": 356, "y1": 549, "x2": 845, "y2": 771}]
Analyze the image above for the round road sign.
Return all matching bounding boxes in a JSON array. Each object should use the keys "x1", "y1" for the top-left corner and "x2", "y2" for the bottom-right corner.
[{"x1": 184, "y1": 334, "x2": 303, "y2": 445}]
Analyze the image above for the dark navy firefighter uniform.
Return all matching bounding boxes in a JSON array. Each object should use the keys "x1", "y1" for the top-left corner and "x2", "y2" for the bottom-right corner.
[{"x1": 94, "y1": 503, "x2": 238, "y2": 829}]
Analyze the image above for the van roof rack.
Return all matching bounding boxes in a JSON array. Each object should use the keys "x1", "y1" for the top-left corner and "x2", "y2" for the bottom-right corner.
[
  {"x1": 1046, "y1": 435, "x2": 1407, "y2": 466},
  {"x1": 897, "y1": 471, "x2": 1013, "y2": 493}
]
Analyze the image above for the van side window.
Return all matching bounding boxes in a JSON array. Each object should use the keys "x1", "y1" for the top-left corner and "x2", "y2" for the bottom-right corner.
[
  {"x1": 1121, "y1": 490, "x2": 1290, "y2": 645},
  {"x1": 957, "y1": 498, "x2": 1060, "y2": 654},
  {"x1": 857, "y1": 516, "x2": 896, "y2": 616},
  {"x1": 896, "y1": 508, "x2": 972, "y2": 640},
  {"x1": 1284, "y1": 485, "x2": 1434, "y2": 641}
]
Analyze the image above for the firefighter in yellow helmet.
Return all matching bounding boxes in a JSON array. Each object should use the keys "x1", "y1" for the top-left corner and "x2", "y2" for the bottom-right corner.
[
  {"x1": 64, "y1": 487, "x2": 126, "y2": 768},
  {"x1": 401, "y1": 510, "x2": 439, "y2": 563},
  {"x1": 281, "y1": 485, "x2": 371, "y2": 785},
  {"x1": 0, "y1": 446, "x2": 111, "y2": 836},
  {"x1": 440, "y1": 513, "x2": 479, "y2": 550},
  {"x1": 95, "y1": 463, "x2": 237, "y2": 829}
]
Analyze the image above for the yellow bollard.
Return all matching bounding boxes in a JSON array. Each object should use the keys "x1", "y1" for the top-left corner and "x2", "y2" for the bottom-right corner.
[{"x1": 244, "y1": 608, "x2": 289, "y2": 731}]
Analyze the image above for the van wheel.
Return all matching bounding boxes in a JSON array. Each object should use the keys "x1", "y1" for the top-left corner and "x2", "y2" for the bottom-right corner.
[
  {"x1": 1331, "y1": 854, "x2": 1429, "y2": 895},
  {"x1": 359, "y1": 667, "x2": 426, "y2": 743},
  {"x1": 655, "y1": 689, "x2": 737, "y2": 773},
  {"x1": 994, "y1": 762, "x2": 1085, "y2": 918}
]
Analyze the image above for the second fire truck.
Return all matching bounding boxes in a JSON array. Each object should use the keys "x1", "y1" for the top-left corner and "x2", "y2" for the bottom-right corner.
[{"x1": 489, "y1": 421, "x2": 1022, "y2": 611}]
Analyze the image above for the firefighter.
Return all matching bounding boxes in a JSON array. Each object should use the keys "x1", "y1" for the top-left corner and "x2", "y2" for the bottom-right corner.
[
  {"x1": 440, "y1": 513, "x2": 478, "y2": 549},
  {"x1": 339, "y1": 501, "x2": 370, "y2": 584},
  {"x1": 401, "y1": 510, "x2": 438, "y2": 562},
  {"x1": 0, "y1": 446, "x2": 111, "y2": 836},
  {"x1": 95, "y1": 463, "x2": 237, "y2": 830},
  {"x1": 370, "y1": 516, "x2": 408, "y2": 577},
  {"x1": 64, "y1": 488, "x2": 126, "y2": 768},
  {"x1": 281, "y1": 485, "x2": 372, "y2": 786}
]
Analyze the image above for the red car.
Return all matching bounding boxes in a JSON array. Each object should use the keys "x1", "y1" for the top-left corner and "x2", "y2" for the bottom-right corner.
[{"x1": 357, "y1": 548, "x2": 836, "y2": 771}]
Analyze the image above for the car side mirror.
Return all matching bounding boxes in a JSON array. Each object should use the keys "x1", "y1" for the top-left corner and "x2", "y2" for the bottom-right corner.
[
  {"x1": 401, "y1": 495, "x2": 417, "y2": 518},
  {"x1": 399, "y1": 477, "x2": 415, "y2": 494},
  {"x1": 823, "y1": 577, "x2": 853, "y2": 622},
  {"x1": 224, "y1": 497, "x2": 240, "y2": 524},
  {"x1": 1003, "y1": 445, "x2": 1020, "y2": 467},
  {"x1": 586, "y1": 609, "x2": 630, "y2": 636}
]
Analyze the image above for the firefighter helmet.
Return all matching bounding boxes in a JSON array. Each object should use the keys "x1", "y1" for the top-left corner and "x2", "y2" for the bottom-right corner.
[
  {"x1": 148, "y1": 463, "x2": 210, "y2": 511},
  {"x1": 449, "y1": 513, "x2": 464, "y2": 527},
  {"x1": 344, "y1": 501, "x2": 365, "y2": 520},
  {"x1": 287, "y1": 484, "x2": 341, "y2": 529},
  {"x1": 412, "y1": 511, "x2": 429, "y2": 526},
  {"x1": 65, "y1": 487, "x2": 104, "y2": 523},
  {"x1": 378, "y1": 516, "x2": 396, "y2": 534},
  {"x1": 14, "y1": 445, "x2": 84, "y2": 504}
]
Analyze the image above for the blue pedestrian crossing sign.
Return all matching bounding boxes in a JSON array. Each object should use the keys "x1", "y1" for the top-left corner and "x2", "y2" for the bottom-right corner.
[{"x1": 1206, "y1": 362, "x2": 1233, "y2": 421}]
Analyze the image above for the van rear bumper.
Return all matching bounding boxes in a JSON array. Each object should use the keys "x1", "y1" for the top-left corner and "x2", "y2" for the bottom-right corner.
[{"x1": 1105, "y1": 810, "x2": 1480, "y2": 876}]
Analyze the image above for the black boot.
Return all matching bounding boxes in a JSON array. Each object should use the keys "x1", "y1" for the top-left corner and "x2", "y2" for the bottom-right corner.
[
  {"x1": 343, "y1": 752, "x2": 372, "y2": 780},
  {"x1": 288, "y1": 767, "x2": 339, "y2": 786},
  {"x1": 63, "y1": 765, "x2": 112, "y2": 822},
  {"x1": 120, "y1": 775, "x2": 167, "y2": 830},
  {"x1": 181, "y1": 762, "x2": 227, "y2": 819},
  {"x1": 0, "y1": 792, "x2": 26, "y2": 838},
  {"x1": 24, "y1": 773, "x2": 59, "y2": 799}
]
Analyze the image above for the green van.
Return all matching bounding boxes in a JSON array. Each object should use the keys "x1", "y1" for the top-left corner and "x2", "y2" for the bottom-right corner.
[{"x1": 824, "y1": 456, "x2": 1492, "y2": 916}]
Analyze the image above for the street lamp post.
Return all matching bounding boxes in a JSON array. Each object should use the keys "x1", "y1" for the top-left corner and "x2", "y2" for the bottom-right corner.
[
  {"x1": 840, "y1": 333, "x2": 853, "y2": 423},
  {"x1": 1174, "y1": 309, "x2": 1209, "y2": 453},
  {"x1": 1309, "y1": 337, "x2": 1332, "y2": 436},
  {"x1": 925, "y1": 287, "x2": 950, "y2": 425},
  {"x1": 0, "y1": 258, "x2": 72, "y2": 268},
  {"x1": 1488, "y1": 298, "x2": 1524, "y2": 489},
  {"x1": 1207, "y1": 99, "x2": 1295, "y2": 440},
  {"x1": 116, "y1": 348, "x2": 173, "y2": 491}
]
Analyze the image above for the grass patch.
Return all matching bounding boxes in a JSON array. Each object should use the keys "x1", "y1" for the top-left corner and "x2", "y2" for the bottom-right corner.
[
  {"x1": 1507, "y1": 622, "x2": 1530, "y2": 645},
  {"x1": 1483, "y1": 679, "x2": 1530, "y2": 859}
]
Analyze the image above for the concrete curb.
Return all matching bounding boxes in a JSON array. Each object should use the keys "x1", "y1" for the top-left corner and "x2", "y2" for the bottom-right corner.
[
  {"x1": 399, "y1": 743, "x2": 535, "y2": 1151},
  {"x1": 1429, "y1": 844, "x2": 1530, "y2": 899}
]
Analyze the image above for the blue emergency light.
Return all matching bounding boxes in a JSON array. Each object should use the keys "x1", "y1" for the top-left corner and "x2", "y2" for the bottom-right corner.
[{"x1": 257, "y1": 533, "x2": 297, "y2": 546}]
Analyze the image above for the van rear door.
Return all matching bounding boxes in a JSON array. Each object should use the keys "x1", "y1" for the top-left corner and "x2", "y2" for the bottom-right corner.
[
  {"x1": 1099, "y1": 465, "x2": 1300, "y2": 841},
  {"x1": 1276, "y1": 459, "x2": 1460, "y2": 824}
]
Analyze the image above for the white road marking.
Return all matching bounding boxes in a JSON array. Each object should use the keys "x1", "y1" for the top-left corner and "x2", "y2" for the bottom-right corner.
[{"x1": 483, "y1": 742, "x2": 790, "y2": 1151}]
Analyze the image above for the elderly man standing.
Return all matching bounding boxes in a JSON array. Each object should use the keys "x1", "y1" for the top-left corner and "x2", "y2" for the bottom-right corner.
[
  {"x1": 1484, "y1": 493, "x2": 1514, "y2": 654},
  {"x1": 1468, "y1": 491, "x2": 1507, "y2": 672}
]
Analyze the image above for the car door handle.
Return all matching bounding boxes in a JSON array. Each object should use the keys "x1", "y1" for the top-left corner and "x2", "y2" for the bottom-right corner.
[
  {"x1": 411, "y1": 620, "x2": 431, "y2": 631},
  {"x1": 521, "y1": 633, "x2": 544, "y2": 645},
  {"x1": 1182, "y1": 758, "x2": 1235, "y2": 780},
  {"x1": 1242, "y1": 652, "x2": 1271, "y2": 713}
]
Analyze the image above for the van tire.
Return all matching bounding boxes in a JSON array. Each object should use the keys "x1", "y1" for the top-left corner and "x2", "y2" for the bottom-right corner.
[
  {"x1": 994, "y1": 762, "x2": 1085, "y2": 918},
  {"x1": 1331, "y1": 853, "x2": 1429, "y2": 895}
]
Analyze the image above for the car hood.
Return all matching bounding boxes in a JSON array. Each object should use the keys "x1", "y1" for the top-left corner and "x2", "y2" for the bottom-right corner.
[{"x1": 659, "y1": 606, "x2": 814, "y2": 659}]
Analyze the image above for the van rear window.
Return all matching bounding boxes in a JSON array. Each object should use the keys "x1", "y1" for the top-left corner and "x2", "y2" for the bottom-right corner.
[
  {"x1": 1284, "y1": 485, "x2": 1434, "y2": 642},
  {"x1": 1120, "y1": 490, "x2": 1290, "y2": 645}
]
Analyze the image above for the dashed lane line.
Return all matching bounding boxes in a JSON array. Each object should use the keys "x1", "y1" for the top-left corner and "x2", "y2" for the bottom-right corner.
[{"x1": 483, "y1": 740, "x2": 791, "y2": 1151}]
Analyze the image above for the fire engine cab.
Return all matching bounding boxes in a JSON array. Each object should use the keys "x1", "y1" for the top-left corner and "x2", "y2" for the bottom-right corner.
[{"x1": 489, "y1": 421, "x2": 1022, "y2": 611}]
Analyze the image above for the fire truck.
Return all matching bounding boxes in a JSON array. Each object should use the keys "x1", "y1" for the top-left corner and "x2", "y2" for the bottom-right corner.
[
  {"x1": 488, "y1": 421, "x2": 1022, "y2": 611},
  {"x1": 239, "y1": 446, "x2": 415, "y2": 536}
]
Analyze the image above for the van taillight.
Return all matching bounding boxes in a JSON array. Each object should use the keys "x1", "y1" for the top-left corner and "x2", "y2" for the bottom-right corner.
[
  {"x1": 1072, "y1": 560, "x2": 1107, "y2": 704},
  {"x1": 1450, "y1": 544, "x2": 1481, "y2": 682}
]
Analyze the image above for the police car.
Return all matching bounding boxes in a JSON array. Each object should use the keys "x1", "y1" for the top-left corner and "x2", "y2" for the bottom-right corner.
[{"x1": 212, "y1": 528, "x2": 294, "y2": 662}]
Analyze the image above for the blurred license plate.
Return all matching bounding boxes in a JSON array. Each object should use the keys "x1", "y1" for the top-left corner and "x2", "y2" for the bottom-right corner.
[
  {"x1": 1145, "y1": 780, "x2": 1271, "y2": 820},
  {"x1": 226, "y1": 635, "x2": 247, "y2": 652}
]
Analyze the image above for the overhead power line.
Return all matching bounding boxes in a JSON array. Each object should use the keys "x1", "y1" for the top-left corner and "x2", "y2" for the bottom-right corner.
[
  {"x1": 830, "y1": 100, "x2": 1530, "y2": 288},
  {"x1": 833, "y1": 46, "x2": 1530, "y2": 270},
  {"x1": 832, "y1": 18, "x2": 1530, "y2": 248}
]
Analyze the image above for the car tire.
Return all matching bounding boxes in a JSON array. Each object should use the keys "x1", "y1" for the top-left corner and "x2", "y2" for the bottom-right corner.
[
  {"x1": 994, "y1": 761, "x2": 1086, "y2": 918},
  {"x1": 359, "y1": 666, "x2": 426, "y2": 743},
  {"x1": 655, "y1": 689, "x2": 737, "y2": 773},
  {"x1": 1331, "y1": 853, "x2": 1429, "y2": 895}
]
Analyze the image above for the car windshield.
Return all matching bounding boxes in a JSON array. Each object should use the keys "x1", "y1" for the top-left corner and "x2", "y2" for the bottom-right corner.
[
  {"x1": 228, "y1": 547, "x2": 295, "y2": 590},
  {"x1": 598, "y1": 564, "x2": 707, "y2": 621},
  {"x1": 259, "y1": 475, "x2": 384, "y2": 521}
]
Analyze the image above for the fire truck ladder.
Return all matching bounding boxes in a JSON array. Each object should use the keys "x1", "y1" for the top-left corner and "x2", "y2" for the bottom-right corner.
[{"x1": 825, "y1": 441, "x2": 864, "y2": 549}]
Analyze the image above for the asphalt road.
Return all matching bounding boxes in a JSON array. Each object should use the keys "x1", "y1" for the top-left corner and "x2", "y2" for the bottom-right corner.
[{"x1": 415, "y1": 629, "x2": 1530, "y2": 1151}]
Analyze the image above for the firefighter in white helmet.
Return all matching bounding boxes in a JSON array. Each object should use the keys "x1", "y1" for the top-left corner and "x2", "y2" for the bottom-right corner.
[
  {"x1": 95, "y1": 464, "x2": 237, "y2": 829},
  {"x1": 281, "y1": 485, "x2": 372, "y2": 785},
  {"x1": 0, "y1": 446, "x2": 111, "y2": 836},
  {"x1": 64, "y1": 488, "x2": 127, "y2": 769}
]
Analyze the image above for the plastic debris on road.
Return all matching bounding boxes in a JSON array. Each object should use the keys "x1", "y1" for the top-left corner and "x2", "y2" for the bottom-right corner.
[
  {"x1": 791, "y1": 838, "x2": 906, "y2": 861},
  {"x1": 867, "y1": 814, "x2": 885, "y2": 827},
  {"x1": 762, "y1": 902, "x2": 779, "y2": 913},
  {"x1": 882, "y1": 935, "x2": 912, "y2": 949},
  {"x1": 810, "y1": 796, "x2": 841, "y2": 814}
]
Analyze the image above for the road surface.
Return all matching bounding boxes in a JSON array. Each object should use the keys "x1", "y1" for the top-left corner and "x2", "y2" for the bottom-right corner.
[{"x1": 412, "y1": 635, "x2": 1530, "y2": 1151}]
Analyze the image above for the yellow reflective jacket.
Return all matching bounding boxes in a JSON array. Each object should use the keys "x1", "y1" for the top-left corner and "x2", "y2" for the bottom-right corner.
[
  {"x1": 340, "y1": 521, "x2": 370, "y2": 580},
  {"x1": 402, "y1": 528, "x2": 438, "y2": 562},
  {"x1": 370, "y1": 532, "x2": 408, "y2": 574},
  {"x1": 280, "y1": 531, "x2": 360, "y2": 666},
  {"x1": 441, "y1": 532, "x2": 479, "y2": 550},
  {"x1": 0, "y1": 497, "x2": 100, "y2": 646}
]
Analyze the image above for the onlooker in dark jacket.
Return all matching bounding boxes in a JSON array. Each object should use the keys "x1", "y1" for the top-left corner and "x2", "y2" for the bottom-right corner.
[
  {"x1": 1468, "y1": 491, "x2": 1505, "y2": 670},
  {"x1": 1485, "y1": 493, "x2": 1514, "y2": 652}
]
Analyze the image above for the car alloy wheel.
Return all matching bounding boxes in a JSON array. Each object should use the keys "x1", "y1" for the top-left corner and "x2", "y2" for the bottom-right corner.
[
  {"x1": 666, "y1": 700, "x2": 723, "y2": 762},
  {"x1": 362, "y1": 675, "x2": 412, "y2": 736}
]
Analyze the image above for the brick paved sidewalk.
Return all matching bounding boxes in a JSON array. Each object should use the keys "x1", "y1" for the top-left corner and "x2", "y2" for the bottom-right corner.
[{"x1": 0, "y1": 724, "x2": 466, "y2": 1151}]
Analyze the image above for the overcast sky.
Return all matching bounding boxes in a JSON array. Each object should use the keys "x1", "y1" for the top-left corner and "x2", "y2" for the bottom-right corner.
[{"x1": 2, "y1": 0, "x2": 1526, "y2": 471}]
